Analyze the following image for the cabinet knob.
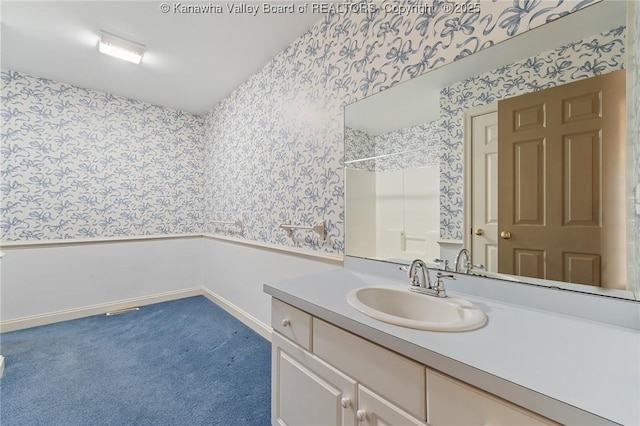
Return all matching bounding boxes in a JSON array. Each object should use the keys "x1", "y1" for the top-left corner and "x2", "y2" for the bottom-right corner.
[
  {"x1": 281, "y1": 319, "x2": 290, "y2": 327},
  {"x1": 356, "y1": 410, "x2": 367, "y2": 422},
  {"x1": 340, "y1": 397, "x2": 351, "y2": 408}
]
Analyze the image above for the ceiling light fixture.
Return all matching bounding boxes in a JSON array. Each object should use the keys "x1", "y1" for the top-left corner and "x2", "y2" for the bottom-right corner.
[{"x1": 98, "y1": 31, "x2": 145, "y2": 64}]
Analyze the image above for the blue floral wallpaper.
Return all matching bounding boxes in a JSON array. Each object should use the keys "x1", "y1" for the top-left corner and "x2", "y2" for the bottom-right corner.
[
  {"x1": 2, "y1": 0, "x2": 614, "y2": 253},
  {"x1": 345, "y1": 123, "x2": 440, "y2": 172},
  {"x1": 1, "y1": 71, "x2": 204, "y2": 241},
  {"x1": 345, "y1": 127, "x2": 374, "y2": 168},
  {"x1": 202, "y1": 0, "x2": 598, "y2": 254}
]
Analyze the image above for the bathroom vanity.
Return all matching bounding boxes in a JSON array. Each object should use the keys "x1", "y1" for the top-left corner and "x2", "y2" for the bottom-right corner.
[
  {"x1": 266, "y1": 2, "x2": 640, "y2": 424},
  {"x1": 264, "y1": 266, "x2": 640, "y2": 426}
]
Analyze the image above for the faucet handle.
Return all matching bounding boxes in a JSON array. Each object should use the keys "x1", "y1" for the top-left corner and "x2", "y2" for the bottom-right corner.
[
  {"x1": 433, "y1": 258, "x2": 449, "y2": 271},
  {"x1": 436, "y1": 273, "x2": 456, "y2": 280},
  {"x1": 432, "y1": 273, "x2": 454, "y2": 297}
]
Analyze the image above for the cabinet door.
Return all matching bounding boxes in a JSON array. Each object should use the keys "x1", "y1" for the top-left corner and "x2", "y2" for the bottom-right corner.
[
  {"x1": 357, "y1": 385, "x2": 426, "y2": 426},
  {"x1": 273, "y1": 333, "x2": 357, "y2": 426}
]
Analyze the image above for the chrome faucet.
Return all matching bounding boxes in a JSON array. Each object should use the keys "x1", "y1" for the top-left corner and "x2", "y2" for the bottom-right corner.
[
  {"x1": 406, "y1": 259, "x2": 450, "y2": 298},
  {"x1": 454, "y1": 248, "x2": 471, "y2": 273},
  {"x1": 408, "y1": 259, "x2": 431, "y2": 288}
]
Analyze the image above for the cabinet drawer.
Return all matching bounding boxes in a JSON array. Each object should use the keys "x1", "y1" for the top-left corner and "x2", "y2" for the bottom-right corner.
[
  {"x1": 313, "y1": 318, "x2": 426, "y2": 420},
  {"x1": 271, "y1": 298, "x2": 312, "y2": 350},
  {"x1": 427, "y1": 369, "x2": 557, "y2": 425}
]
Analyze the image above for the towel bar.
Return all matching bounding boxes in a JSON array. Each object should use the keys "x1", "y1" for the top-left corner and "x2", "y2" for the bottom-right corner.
[{"x1": 280, "y1": 221, "x2": 326, "y2": 241}]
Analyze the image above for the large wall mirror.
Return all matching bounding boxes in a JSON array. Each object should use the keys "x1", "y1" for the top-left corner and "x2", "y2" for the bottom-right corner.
[{"x1": 345, "y1": 0, "x2": 639, "y2": 300}]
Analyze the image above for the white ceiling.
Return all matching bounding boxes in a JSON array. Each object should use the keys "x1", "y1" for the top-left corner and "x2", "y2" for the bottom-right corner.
[{"x1": 0, "y1": 1, "x2": 324, "y2": 115}]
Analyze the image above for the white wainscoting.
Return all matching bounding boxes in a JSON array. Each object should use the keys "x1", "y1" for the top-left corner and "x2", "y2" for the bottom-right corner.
[
  {"x1": 199, "y1": 237, "x2": 342, "y2": 328},
  {"x1": 0, "y1": 236, "x2": 341, "y2": 337},
  {"x1": 0, "y1": 237, "x2": 202, "y2": 324}
]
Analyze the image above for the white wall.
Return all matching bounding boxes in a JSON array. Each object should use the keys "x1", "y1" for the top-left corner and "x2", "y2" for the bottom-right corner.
[
  {"x1": 376, "y1": 169, "x2": 404, "y2": 260},
  {"x1": 401, "y1": 166, "x2": 439, "y2": 259},
  {"x1": 0, "y1": 236, "x2": 340, "y2": 330},
  {"x1": 0, "y1": 238, "x2": 201, "y2": 322},
  {"x1": 199, "y1": 238, "x2": 340, "y2": 326},
  {"x1": 345, "y1": 168, "x2": 376, "y2": 259},
  {"x1": 375, "y1": 167, "x2": 440, "y2": 261}
]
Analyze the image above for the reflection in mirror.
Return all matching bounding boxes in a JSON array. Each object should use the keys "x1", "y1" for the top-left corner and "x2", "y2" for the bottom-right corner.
[
  {"x1": 344, "y1": 1, "x2": 638, "y2": 300},
  {"x1": 345, "y1": 125, "x2": 441, "y2": 262}
]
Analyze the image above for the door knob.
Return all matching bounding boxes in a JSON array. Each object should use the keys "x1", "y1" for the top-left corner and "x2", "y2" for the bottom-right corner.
[
  {"x1": 474, "y1": 228, "x2": 484, "y2": 236},
  {"x1": 500, "y1": 231, "x2": 512, "y2": 239}
]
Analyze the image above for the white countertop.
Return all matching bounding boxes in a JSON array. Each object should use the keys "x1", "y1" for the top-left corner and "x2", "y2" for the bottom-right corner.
[{"x1": 264, "y1": 269, "x2": 640, "y2": 426}]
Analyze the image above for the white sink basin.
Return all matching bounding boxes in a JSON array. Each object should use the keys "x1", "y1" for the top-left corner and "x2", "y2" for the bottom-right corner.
[{"x1": 346, "y1": 286, "x2": 487, "y2": 332}]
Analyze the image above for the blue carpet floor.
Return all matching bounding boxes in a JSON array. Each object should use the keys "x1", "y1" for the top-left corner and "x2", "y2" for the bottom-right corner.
[{"x1": 0, "y1": 296, "x2": 271, "y2": 425}]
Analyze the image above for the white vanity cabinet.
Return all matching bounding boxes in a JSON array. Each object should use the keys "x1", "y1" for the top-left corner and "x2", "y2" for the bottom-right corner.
[
  {"x1": 271, "y1": 298, "x2": 557, "y2": 426},
  {"x1": 271, "y1": 299, "x2": 426, "y2": 426}
]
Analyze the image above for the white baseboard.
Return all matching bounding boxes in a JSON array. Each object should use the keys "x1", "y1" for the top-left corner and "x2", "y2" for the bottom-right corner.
[
  {"x1": 0, "y1": 286, "x2": 272, "y2": 344},
  {"x1": 200, "y1": 286, "x2": 272, "y2": 342},
  {"x1": 0, "y1": 287, "x2": 203, "y2": 333}
]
